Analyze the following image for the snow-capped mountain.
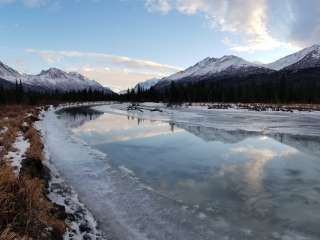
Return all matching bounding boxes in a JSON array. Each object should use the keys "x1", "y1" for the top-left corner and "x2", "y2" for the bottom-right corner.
[
  {"x1": 267, "y1": 44, "x2": 320, "y2": 70},
  {"x1": 157, "y1": 55, "x2": 271, "y2": 87},
  {"x1": 0, "y1": 61, "x2": 21, "y2": 81},
  {"x1": 24, "y1": 68, "x2": 107, "y2": 92},
  {"x1": 155, "y1": 45, "x2": 320, "y2": 89},
  {"x1": 284, "y1": 46, "x2": 320, "y2": 70},
  {"x1": 0, "y1": 61, "x2": 113, "y2": 93},
  {"x1": 134, "y1": 78, "x2": 160, "y2": 92}
]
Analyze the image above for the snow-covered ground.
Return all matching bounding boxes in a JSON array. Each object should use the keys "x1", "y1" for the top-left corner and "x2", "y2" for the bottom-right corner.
[
  {"x1": 37, "y1": 103, "x2": 320, "y2": 240},
  {"x1": 0, "y1": 126, "x2": 8, "y2": 135},
  {"x1": 5, "y1": 133, "x2": 30, "y2": 176}
]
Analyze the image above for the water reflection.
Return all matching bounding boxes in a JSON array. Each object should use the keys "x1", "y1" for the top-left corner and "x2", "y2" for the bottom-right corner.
[
  {"x1": 60, "y1": 106, "x2": 320, "y2": 237},
  {"x1": 57, "y1": 107, "x2": 104, "y2": 128},
  {"x1": 67, "y1": 112, "x2": 182, "y2": 145}
]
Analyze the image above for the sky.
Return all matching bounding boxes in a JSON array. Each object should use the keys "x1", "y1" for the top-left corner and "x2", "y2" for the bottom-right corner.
[{"x1": 0, "y1": 0, "x2": 319, "y2": 91}]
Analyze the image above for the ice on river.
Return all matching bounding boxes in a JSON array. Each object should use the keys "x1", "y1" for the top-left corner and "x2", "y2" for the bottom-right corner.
[{"x1": 39, "y1": 103, "x2": 320, "y2": 240}]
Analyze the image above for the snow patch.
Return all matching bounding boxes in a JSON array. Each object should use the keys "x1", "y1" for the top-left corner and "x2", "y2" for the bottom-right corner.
[
  {"x1": 6, "y1": 133, "x2": 30, "y2": 175},
  {"x1": 0, "y1": 126, "x2": 8, "y2": 135},
  {"x1": 198, "y1": 212, "x2": 207, "y2": 220}
]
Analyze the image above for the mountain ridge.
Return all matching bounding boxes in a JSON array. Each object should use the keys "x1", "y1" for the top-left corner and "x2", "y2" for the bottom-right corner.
[
  {"x1": 266, "y1": 44, "x2": 320, "y2": 70},
  {"x1": 163, "y1": 55, "x2": 262, "y2": 82},
  {"x1": 149, "y1": 44, "x2": 320, "y2": 90},
  {"x1": 134, "y1": 78, "x2": 160, "y2": 92},
  {"x1": 0, "y1": 61, "x2": 113, "y2": 94}
]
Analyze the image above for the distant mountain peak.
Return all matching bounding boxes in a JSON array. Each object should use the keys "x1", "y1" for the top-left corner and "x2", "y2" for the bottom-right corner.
[
  {"x1": 68, "y1": 72, "x2": 91, "y2": 81},
  {"x1": 196, "y1": 57, "x2": 217, "y2": 65},
  {"x1": 216, "y1": 55, "x2": 253, "y2": 66},
  {"x1": 0, "y1": 62, "x2": 113, "y2": 93},
  {"x1": 309, "y1": 44, "x2": 320, "y2": 49},
  {"x1": 38, "y1": 68, "x2": 67, "y2": 78},
  {"x1": 284, "y1": 45, "x2": 320, "y2": 70},
  {"x1": 220, "y1": 55, "x2": 240, "y2": 60},
  {"x1": 267, "y1": 44, "x2": 320, "y2": 70},
  {"x1": 39, "y1": 68, "x2": 66, "y2": 75},
  {"x1": 134, "y1": 78, "x2": 160, "y2": 92},
  {"x1": 163, "y1": 54, "x2": 258, "y2": 82}
]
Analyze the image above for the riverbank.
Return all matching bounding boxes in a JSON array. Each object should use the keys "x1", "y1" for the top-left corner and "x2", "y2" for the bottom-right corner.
[
  {"x1": 0, "y1": 104, "x2": 104, "y2": 239},
  {"x1": 125, "y1": 102, "x2": 320, "y2": 113},
  {"x1": 0, "y1": 105, "x2": 66, "y2": 239}
]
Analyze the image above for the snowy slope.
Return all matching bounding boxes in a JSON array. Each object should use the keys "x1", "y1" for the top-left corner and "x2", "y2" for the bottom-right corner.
[
  {"x1": 0, "y1": 61, "x2": 21, "y2": 82},
  {"x1": 161, "y1": 45, "x2": 320, "y2": 84},
  {"x1": 24, "y1": 68, "x2": 108, "y2": 92},
  {"x1": 0, "y1": 61, "x2": 112, "y2": 93},
  {"x1": 162, "y1": 55, "x2": 265, "y2": 82},
  {"x1": 267, "y1": 44, "x2": 320, "y2": 70},
  {"x1": 284, "y1": 46, "x2": 320, "y2": 70},
  {"x1": 134, "y1": 78, "x2": 160, "y2": 92}
]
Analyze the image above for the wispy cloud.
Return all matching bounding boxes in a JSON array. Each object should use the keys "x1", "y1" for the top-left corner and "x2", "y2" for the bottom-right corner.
[
  {"x1": 26, "y1": 48, "x2": 182, "y2": 91},
  {"x1": 26, "y1": 49, "x2": 181, "y2": 74},
  {"x1": 145, "y1": 0, "x2": 172, "y2": 14}
]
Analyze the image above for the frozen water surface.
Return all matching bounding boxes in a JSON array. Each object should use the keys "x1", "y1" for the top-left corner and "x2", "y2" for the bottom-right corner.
[{"x1": 41, "y1": 103, "x2": 320, "y2": 240}]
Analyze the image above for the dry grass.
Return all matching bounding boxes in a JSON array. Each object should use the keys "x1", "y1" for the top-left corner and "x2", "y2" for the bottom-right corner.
[
  {"x1": 0, "y1": 164, "x2": 65, "y2": 239},
  {"x1": 0, "y1": 105, "x2": 66, "y2": 239},
  {"x1": 25, "y1": 127, "x2": 44, "y2": 162},
  {"x1": 22, "y1": 127, "x2": 45, "y2": 179},
  {"x1": 0, "y1": 105, "x2": 36, "y2": 157}
]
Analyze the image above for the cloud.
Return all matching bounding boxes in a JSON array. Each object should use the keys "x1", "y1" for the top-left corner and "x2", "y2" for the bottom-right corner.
[
  {"x1": 70, "y1": 66, "x2": 164, "y2": 92},
  {"x1": 285, "y1": 0, "x2": 320, "y2": 47},
  {"x1": 26, "y1": 48, "x2": 182, "y2": 90},
  {"x1": 26, "y1": 49, "x2": 181, "y2": 74},
  {"x1": 145, "y1": 0, "x2": 172, "y2": 14},
  {"x1": 145, "y1": 0, "x2": 320, "y2": 51}
]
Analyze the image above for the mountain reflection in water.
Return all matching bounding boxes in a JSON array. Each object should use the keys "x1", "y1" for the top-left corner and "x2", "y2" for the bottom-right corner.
[{"x1": 58, "y1": 106, "x2": 320, "y2": 238}]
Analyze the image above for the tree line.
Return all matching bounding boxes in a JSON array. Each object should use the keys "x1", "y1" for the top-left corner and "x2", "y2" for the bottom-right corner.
[
  {"x1": 120, "y1": 68, "x2": 320, "y2": 104},
  {"x1": 2, "y1": 67, "x2": 320, "y2": 105},
  {"x1": 0, "y1": 80, "x2": 117, "y2": 105}
]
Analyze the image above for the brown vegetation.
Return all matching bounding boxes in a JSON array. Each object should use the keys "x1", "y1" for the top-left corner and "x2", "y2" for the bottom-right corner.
[{"x1": 0, "y1": 105, "x2": 66, "y2": 240}]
